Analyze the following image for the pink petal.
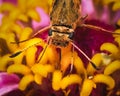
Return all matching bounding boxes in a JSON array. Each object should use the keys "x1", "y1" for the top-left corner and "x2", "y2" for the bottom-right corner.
[
  {"x1": 98, "y1": 6, "x2": 110, "y2": 24},
  {"x1": 32, "y1": 8, "x2": 50, "y2": 30},
  {"x1": 0, "y1": 84, "x2": 18, "y2": 96},
  {"x1": 0, "y1": 72, "x2": 20, "y2": 95},
  {"x1": 0, "y1": 14, "x2": 3, "y2": 25},
  {"x1": 81, "y1": 0, "x2": 96, "y2": 19}
]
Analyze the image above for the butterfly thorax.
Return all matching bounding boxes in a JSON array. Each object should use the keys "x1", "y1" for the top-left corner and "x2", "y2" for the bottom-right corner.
[{"x1": 49, "y1": 25, "x2": 74, "y2": 47}]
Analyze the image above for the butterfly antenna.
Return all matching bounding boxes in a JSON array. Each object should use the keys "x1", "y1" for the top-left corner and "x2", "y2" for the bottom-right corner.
[
  {"x1": 36, "y1": 37, "x2": 51, "y2": 63},
  {"x1": 69, "y1": 45, "x2": 74, "y2": 73},
  {"x1": 82, "y1": 24, "x2": 120, "y2": 35},
  {"x1": 10, "y1": 26, "x2": 51, "y2": 44},
  {"x1": 9, "y1": 41, "x2": 41, "y2": 58},
  {"x1": 71, "y1": 42, "x2": 100, "y2": 70},
  {"x1": 31, "y1": 26, "x2": 51, "y2": 38},
  {"x1": 10, "y1": 39, "x2": 30, "y2": 44}
]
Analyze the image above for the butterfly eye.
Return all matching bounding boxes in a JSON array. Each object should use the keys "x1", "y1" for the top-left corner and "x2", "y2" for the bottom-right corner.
[
  {"x1": 68, "y1": 32, "x2": 74, "y2": 39},
  {"x1": 48, "y1": 29, "x2": 53, "y2": 36}
]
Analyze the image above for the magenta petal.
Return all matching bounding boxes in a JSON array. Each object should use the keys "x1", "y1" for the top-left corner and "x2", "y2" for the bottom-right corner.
[
  {"x1": 0, "y1": 72, "x2": 20, "y2": 87},
  {"x1": 74, "y1": 19, "x2": 114, "y2": 65},
  {"x1": 1, "y1": 0, "x2": 17, "y2": 4},
  {"x1": 0, "y1": 72, "x2": 20, "y2": 95}
]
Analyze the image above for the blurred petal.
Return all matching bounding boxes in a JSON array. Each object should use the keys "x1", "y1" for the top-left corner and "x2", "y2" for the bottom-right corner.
[
  {"x1": 27, "y1": 9, "x2": 40, "y2": 22},
  {"x1": 0, "y1": 72, "x2": 20, "y2": 95},
  {"x1": 0, "y1": 84, "x2": 18, "y2": 96},
  {"x1": 0, "y1": 2, "x2": 16, "y2": 12},
  {"x1": 81, "y1": 0, "x2": 96, "y2": 19},
  {"x1": 113, "y1": 10, "x2": 120, "y2": 23},
  {"x1": 0, "y1": 14, "x2": 3, "y2": 25},
  {"x1": 32, "y1": 8, "x2": 50, "y2": 29},
  {"x1": 2, "y1": 0, "x2": 17, "y2": 4}
]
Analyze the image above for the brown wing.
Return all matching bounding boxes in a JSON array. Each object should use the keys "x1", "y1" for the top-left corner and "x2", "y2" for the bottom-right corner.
[{"x1": 50, "y1": 0, "x2": 81, "y2": 27}]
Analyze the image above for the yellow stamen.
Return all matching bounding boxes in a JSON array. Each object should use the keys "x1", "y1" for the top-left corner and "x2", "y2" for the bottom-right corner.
[
  {"x1": 34, "y1": 74, "x2": 42, "y2": 85},
  {"x1": 100, "y1": 43, "x2": 119, "y2": 56},
  {"x1": 38, "y1": 45, "x2": 59, "y2": 64},
  {"x1": 11, "y1": 24, "x2": 22, "y2": 35},
  {"x1": 104, "y1": 60, "x2": 120, "y2": 75},
  {"x1": 87, "y1": 53, "x2": 102, "y2": 75},
  {"x1": 103, "y1": 0, "x2": 115, "y2": 5},
  {"x1": 18, "y1": 14, "x2": 28, "y2": 22},
  {"x1": 7, "y1": 64, "x2": 31, "y2": 75},
  {"x1": 60, "y1": 74, "x2": 82, "y2": 89},
  {"x1": 112, "y1": 1, "x2": 120, "y2": 11},
  {"x1": 6, "y1": 33, "x2": 19, "y2": 52},
  {"x1": 0, "y1": 3, "x2": 16, "y2": 12},
  {"x1": 115, "y1": 37, "x2": 120, "y2": 47},
  {"x1": 27, "y1": 9, "x2": 40, "y2": 22},
  {"x1": 12, "y1": 51, "x2": 25, "y2": 64},
  {"x1": 9, "y1": 9, "x2": 21, "y2": 21},
  {"x1": 61, "y1": 52, "x2": 72, "y2": 72},
  {"x1": 31, "y1": 64, "x2": 54, "y2": 77},
  {"x1": 113, "y1": 29, "x2": 120, "y2": 38},
  {"x1": 22, "y1": 38, "x2": 43, "y2": 49},
  {"x1": 73, "y1": 52, "x2": 86, "y2": 76},
  {"x1": 117, "y1": 19, "x2": 120, "y2": 26},
  {"x1": 26, "y1": 47, "x2": 37, "y2": 67},
  {"x1": 19, "y1": 74, "x2": 34, "y2": 90},
  {"x1": 93, "y1": 74, "x2": 115, "y2": 90},
  {"x1": 52, "y1": 70, "x2": 62, "y2": 90},
  {"x1": 80, "y1": 79, "x2": 96, "y2": 96},
  {"x1": 19, "y1": 27, "x2": 33, "y2": 42},
  {"x1": 0, "y1": 54, "x2": 13, "y2": 71}
]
